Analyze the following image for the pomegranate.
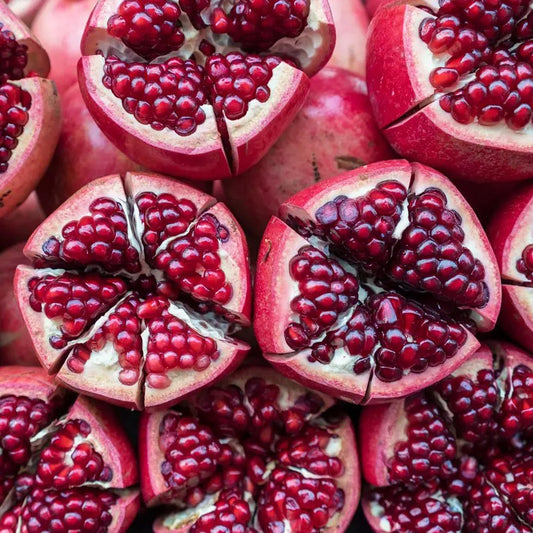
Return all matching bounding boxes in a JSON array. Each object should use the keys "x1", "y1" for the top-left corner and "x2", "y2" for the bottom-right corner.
[
  {"x1": 0, "y1": 192, "x2": 45, "y2": 250},
  {"x1": 255, "y1": 160, "x2": 501, "y2": 404},
  {"x1": 0, "y1": 243, "x2": 37, "y2": 366},
  {"x1": 140, "y1": 365, "x2": 360, "y2": 532},
  {"x1": 32, "y1": 0, "x2": 99, "y2": 96},
  {"x1": 367, "y1": 0, "x2": 533, "y2": 183},
  {"x1": 0, "y1": 365, "x2": 139, "y2": 532},
  {"x1": 0, "y1": 4, "x2": 60, "y2": 218},
  {"x1": 326, "y1": 0, "x2": 368, "y2": 76},
  {"x1": 361, "y1": 341, "x2": 533, "y2": 532},
  {"x1": 6, "y1": 0, "x2": 45, "y2": 25},
  {"x1": 15, "y1": 172, "x2": 251, "y2": 409},
  {"x1": 78, "y1": 0, "x2": 335, "y2": 181},
  {"x1": 365, "y1": 0, "x2": 389, "y2": 18},
  {"x1": 220, "y1": 66, "x2": 394, "y2": 243},
  {"x1": 488, "y1": 182, "x2": 533, "y2": 354},
  {"x1": 37, "y1": 84, "x2": 141, "y2": 214}
]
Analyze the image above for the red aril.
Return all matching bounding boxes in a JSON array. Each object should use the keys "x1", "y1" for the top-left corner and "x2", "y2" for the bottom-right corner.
[
  {"x1": 37, "y1": 84, "x2": 141, "y2": 214},
  {"x1": 220, "y1": 66, "x2": 394, "y2": 243},
  {"x1": 0, "y1": 4, "x2": 60, "y2": 218},
  {"x1": 0, "y1": 365, "x2": 139, "y2": 531},
  {"x1": 15, "y1": 172, "x2": 251, "y2": 409},
  {"x1": 140, "y1": 366, "x2": 360, "y2": 532},
  {"x1": 0, "y1": 243, "x2": 37, "y2": 366},
  {"x1": 367, "y1": 0, "x2": 533, "y2": 183},
  {"x1": 255, "y1": 160, "x2": 501, "y2": 404},
  {"x1": 361, "y1": 341, "x2": 533, "y2": 532},
  {"x1": 0, "y1": 192, "x2": 45, "y2": 250},
  {"x1": 78, "y1": 0, "x2": 335, "y2": 180}
]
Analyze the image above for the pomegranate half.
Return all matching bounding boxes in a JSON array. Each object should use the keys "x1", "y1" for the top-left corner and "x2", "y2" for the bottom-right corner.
[
  {"x1": 78, "y1": 0, "x2": 335, "y2": 180},
  {"x1": 361, "y1": 341, "x2": 533, "y2": 532},
  {"x1": 254, "y1": 160, "x2": 501, "y2": 404},
  {"x1": 0, "y1": 3, "x2": 60, "y2": 218},
  {"x1": 367, "y1": 0, "x2": 533, "y2": 183},
  {"x1": 0, "y1": 365, "x2": 139, "y2": 532},
  {"x1": 15, "y1": 172, "x2": 251, "y2": 409},
  {"x1": 140, "y1": 365, "x2": 359, "y2": 532}
]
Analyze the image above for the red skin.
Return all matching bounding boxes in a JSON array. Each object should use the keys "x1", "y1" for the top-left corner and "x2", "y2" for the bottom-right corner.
[
  {"x1": 220, "y1": 67, "x2": 394, "y2": 243},
  {"x1": 365, "y1": 0, "x2": 390, "y2": 17},
  {"x1": 37, "y1": 84, "x2": 141, "y2": 214},
  {"x1": 32, "y1": 0, "x2": 97, "y2": 97},
  {"x1": 326, "y1": 0, "x2": 369, "y2": 76},
  {"x1": 0, "y1": 193, "x2": 45, "y2": 251},
  {"x1": 0, "y1": 243, "x2": 38, "y2": 366}
]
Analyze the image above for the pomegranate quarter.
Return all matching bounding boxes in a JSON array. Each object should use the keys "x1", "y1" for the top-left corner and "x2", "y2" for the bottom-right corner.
[
  {"x1": 78, "y1": 0, "x2": 335, "y2": 180},
  {"x1": 140, "y1": 366, "x2": 359, "y2": 532},
  {"x1": 0, "y1": 366, "x2": 139, "y2": 532},
  {"x1": 367, "y1": 0, "x2": 533, "y2": 183},
  {"x1": 15, "y1": 173, "x2": 251, "y2": 410},
  {"x1": 255, "y1": 160, "x2": 501, "y2": 404},
  {"x1": 361, "y1": 342, "x2": 533, "y2": 532}
]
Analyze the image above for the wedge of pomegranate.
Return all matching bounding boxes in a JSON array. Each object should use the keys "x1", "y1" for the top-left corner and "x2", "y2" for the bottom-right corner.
[
  {"x1": 140, "y1": 365, "x2": 359, "y2": 532},
  {"x1": 0, "y1": 365, "x2": 139, "y2": 532},
  {"x1": 367, "y1": 0, "x2": 533, "y2": 183},
  {"x1": 15, "y1": 172, "x2": 251, "y2": 409},
  {"x1": 360, "y1": 341, "x2": 533, "y2": 532},
  {"x1": 255, "y1": 160, "x2": 501, "y2": 404},
  {"x1": 78, "y1": 0, "x2": 335, "y2": 181},
  {"x1": 0, "y1": 4, "x2": 59, "y2": 218}
]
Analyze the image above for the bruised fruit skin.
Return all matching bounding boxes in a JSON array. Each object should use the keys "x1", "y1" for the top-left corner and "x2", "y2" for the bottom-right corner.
[
  {"x1": 367, "y1": 0, "x2": 533, "y2": 183},
  {"x1": 0, "y1": 3, "x2": 60, "y2": 218},
  {"x1": 0, "y1": 366, "x2": 139, "y2": 532},
  {"x1": 140, "y1": 366, "x2": 359, "y2": 533},
  {"x1": 361, "y1": 342, "x2": 533, "y2": 533},
  {"x1": 15, "y1": 173, "x2": 251, "y2": 410},
  {"x1": 78, "y1": 0, "x2": 335, "y2": 180},
  {"x1": 488, "y1": 183, "x2": 533, "y2": 354},
  {"x1": 220, "y1": 67, "x2": 394, "y2": 242},
  {"x1": 255, "y1": 160, "x2": 501, "y2": 404},
  {"x1": 0, "y1": 243, "x2": 37, "y2": 366},
  {"x1": 37, "y1": 84, "x2": 141, "y2": 214}
]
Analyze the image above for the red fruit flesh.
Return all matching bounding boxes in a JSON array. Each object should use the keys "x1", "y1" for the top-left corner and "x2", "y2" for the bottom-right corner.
[
  {"x1": 361, "y1": 341, "x2": 533, "y2": 533},
  {"x1": 78, "y1": 0, "x2": 335, "y2": 180},
  {"x1": 140, "y1": 366, "x2": 360, "y2": 533},
  {"x1": 220, "y1": 67, "x2": 394, "y2": 242},
  {"x1": 488, "y1": 183, "x2": 533, "y2": 354},
  {"x1": 16, "y1": 173, "x2": 251, "y2": 409},
  {"x1": 255, "y1": 160, "x2": 501, "y2": 404},
  {"x1": 367, "y1": 0, "x2": 533, "y2": 182},
  {"x1": 0, "y1": 243, "x2": 38, "y2": 366},
  {"x1": 0, "y1": 366, "x2": 139, "y2": 532},
  {"x1": 0, "y1": 6, "x2": 60, "y2": 218}
]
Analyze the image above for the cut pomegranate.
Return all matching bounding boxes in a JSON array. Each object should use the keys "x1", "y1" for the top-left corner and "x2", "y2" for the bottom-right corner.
[
  {"x1": 220, "y1": 66, "x2": 393, "y2": 243},
  {"x1": 140, "y1": 366, "x2": 360, "y2": 532},
  {"x1": 0, "y1": 4, "x2": 59, "y2": 218},
  {"x1": 15, "y1": 173, "x2": 251, "y2": 409},
  {"x1": 361, "y1": 341, "x2": 533, "y2": 532},
  {"x1": 255, "y1": 160, "x2": 501, "y2": 404},
  {"x1": 367, "y1": 0, "x2": 533, "y2": 183},
  {"x1": 0, "y1": 365, "x2": 139, "y2": 532},
  {"x1": 78, "y1": 0, "x2": 335, "y2": 180}
]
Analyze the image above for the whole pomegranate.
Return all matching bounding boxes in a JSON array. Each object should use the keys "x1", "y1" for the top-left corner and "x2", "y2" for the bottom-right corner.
[
  {"x1": 255, "y1": 160, "x2": 501, "y2": 404},
  {"x1": 361, "y1": 341, "x2": 533, "y2": 532},
  {"x1": 0, "y1": 3, "x2": 60, "y2": 218},
  {"x1": 140, "y1": 366, "x2": 360, "y2": 532},
  {"x1": 37, "y1": 84, "x2": 141, "y2": 214},
  {"x1": 367, "y1": 0, "x2": 533, "y2": 183},
  {"x1": 488, "y1": 183, "x2": 533, "y2": 354},
  {"x1": 32, "y1": 0, "x2": 98, "y2": 96},
  {"x1": 15, "y1": 172, "x2": 252, "y2": 410},
  {"x1": 326, "y1": 0, "x2": 368, "y2": 76},
  {"x1": 0, "y1": 192, "x2": 45, "y2": 250},
  {"x1": 221, "y1": 66, "x2": 394, "y2": 242},
  {"x1": 0, "y1": 243, "x2": 37, "y2": 366},
  {"x1": 0, "y1": 365, "x2": 139, "y2": 532},
  {"x1": 78, "y1": 0, "x2": 336, "y2": 180}
]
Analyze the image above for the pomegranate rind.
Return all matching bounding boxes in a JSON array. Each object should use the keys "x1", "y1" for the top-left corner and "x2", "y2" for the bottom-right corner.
[
  {"x1": 494, "y1": 288, "x2": 533, "y2": 354},
  {"x1": 7, "y1": 0, "x2": 46, "y2": 25},
  {"x1": 107, "y1": 489, "x2": 141, "y2": 533},
  {"x1": 0, "y1": 364, "x2": 57, "y2": 399}
]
